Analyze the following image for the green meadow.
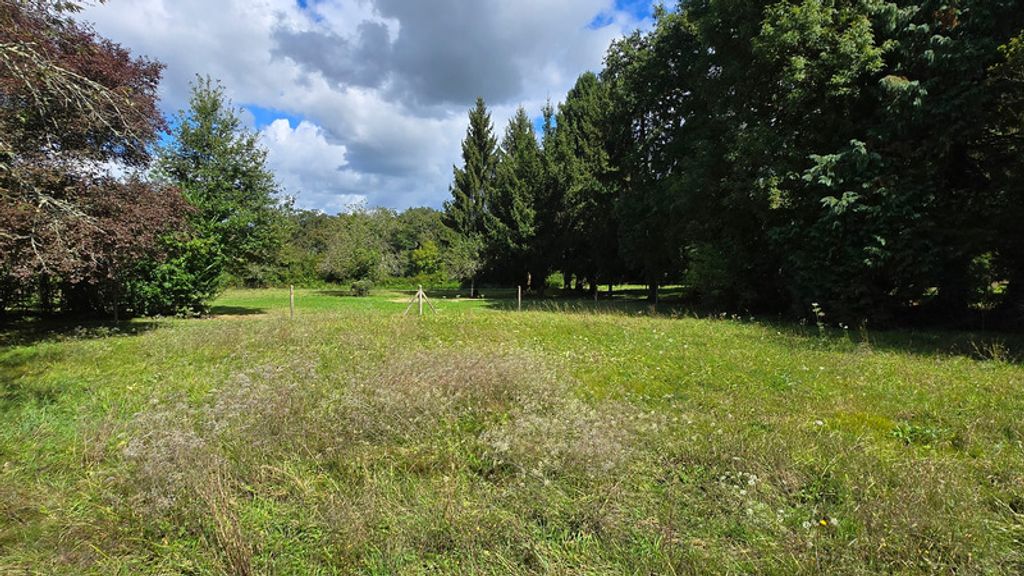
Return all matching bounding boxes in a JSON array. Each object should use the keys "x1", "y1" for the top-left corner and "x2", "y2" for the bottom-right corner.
[{"x1": 2, "y1": 289, "x2": 1023, "y2": 574}]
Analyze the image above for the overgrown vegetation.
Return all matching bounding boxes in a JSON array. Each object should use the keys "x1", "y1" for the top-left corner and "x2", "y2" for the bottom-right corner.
[
  {"x1": 2, "y1": 290, "x2": 1022, "y2": 574},
  {"x1": 4, "y1": 1, "x2": 1023, "y2": 572}
]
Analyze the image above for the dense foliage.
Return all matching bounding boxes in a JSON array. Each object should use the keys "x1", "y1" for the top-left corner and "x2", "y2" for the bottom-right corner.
[
  {"x1": 0, "y1": 0, "x2": 189, "y2": 316},
  {"x1": 268, "y1": 204, "x2": 468, "y2": 289},
  {"x1": 440, "y1": 0, "x2": 1024, "y2": 326},
  {"x1": 133, "y1": 77, "x2": 286, "y2": 315},
  {"x1": 1, "y1": 3, "x2": 292, "y2": 317},
  {"x1": 6, "y1": 0, "x2": 1023, "y2": 327}
]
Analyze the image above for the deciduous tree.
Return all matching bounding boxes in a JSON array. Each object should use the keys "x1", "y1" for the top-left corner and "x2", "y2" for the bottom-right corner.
[{"x1": 0, "y1": 0, "x2": 187, "y2": 314}]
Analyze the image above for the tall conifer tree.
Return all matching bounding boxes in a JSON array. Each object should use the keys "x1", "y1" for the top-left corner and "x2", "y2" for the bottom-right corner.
[
  {"x1": 487, "y1": 107, "x2": 541, "y2": 285},
  {"x1": 444, "y1": 97, "x2": 498, "y2": 294},
  {"x1": 444, "y1": 97, "x2": 498, "y2": 238},
  {"x1": 156, "y1": 76, "x2": 282, "y2": 279},
  {"x1": 552, "y1": 72, "x2": 620, "y2": 295}
]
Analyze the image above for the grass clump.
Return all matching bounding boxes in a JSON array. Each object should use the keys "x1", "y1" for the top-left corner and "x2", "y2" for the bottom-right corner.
[{"x1": 106, "y1": 347, "x2": 653, "y2": 574}]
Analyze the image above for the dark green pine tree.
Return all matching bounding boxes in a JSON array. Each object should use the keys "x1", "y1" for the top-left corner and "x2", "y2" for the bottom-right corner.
[
  {"x1": 486, "y1": 107, "x2": 542, "y2": 286},
  {"x1": 134, "y1": 76, "x2": 284, "y2": 314},
  {"x1": 444, "y1": 97, "x2": 498, "y2": 238},
  {"x1": 552, "y1": 72, "x2": 621, "y2": 296},
  {"x1": 530, "y1": 99, "x2": 563, "y2": 293},
  {"x1": 443, "y1": 97, "x2": 498, "y2": 294}
]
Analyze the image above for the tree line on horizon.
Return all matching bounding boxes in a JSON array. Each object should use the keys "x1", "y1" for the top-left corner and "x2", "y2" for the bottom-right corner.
[{"x1": 3, "y1": 0, "x2": 1024, "y2": 327}]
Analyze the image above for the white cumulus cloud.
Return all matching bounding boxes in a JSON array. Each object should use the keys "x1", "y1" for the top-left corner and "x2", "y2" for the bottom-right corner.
[{"x1": 80, "y1": 0, "x2": 653, "y2": 212}]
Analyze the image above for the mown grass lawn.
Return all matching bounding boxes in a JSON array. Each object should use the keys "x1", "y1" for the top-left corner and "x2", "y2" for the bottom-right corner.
[{"x1": 1, "y1": 289, "x2": 1023, "y2": 574}]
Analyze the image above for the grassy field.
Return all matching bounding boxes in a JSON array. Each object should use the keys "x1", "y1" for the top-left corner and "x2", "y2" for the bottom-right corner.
[{"x1": 2, "y1": 288, "x2": 1023, "y2": 575}]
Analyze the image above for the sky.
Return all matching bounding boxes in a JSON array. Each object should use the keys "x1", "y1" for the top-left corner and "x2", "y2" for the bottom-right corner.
[{"x1": 80, "y1": 0, "x2": 657, "y2": 213}]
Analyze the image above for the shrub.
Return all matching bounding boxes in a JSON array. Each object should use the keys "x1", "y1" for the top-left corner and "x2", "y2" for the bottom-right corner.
[
  {"x1": 123, "y1": 236, "x2": 224, "y2": 317},
  {"x1": 351, "y1": 279, "x2": 374, "y2": 296}
]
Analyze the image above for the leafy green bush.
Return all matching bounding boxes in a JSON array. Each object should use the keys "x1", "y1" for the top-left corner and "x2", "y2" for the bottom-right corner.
[
  {"x1": 124, "y1": 237, "x2": 223, "y2": 316},
  {"x1": 545, "y1": 272, "x2": 563, "y2": 290},
  {"x1": 351, "y1": 279, "x2": 374, "y2": 297}
]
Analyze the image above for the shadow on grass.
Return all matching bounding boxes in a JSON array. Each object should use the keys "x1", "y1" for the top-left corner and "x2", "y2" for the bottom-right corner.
[
  {"x1": 480, "y1": 286, "x2": 691, "y2": 316},
  {"x1": 0, "y1": 346, "x2": 65, "y2": 410},
  {"x1": 0, "y1": 315, "x2": 162, "y2": 349},
  {"x1": 208, "y1": 305, "x2": 267, "y2": 317},
  {"x1": 482, "y1": 295, "x2": 1024, "y2": 365},
  {"x1": 0, "y1": 316, "x2": 164, "y2": 412},
  {"x1": 314, "y1": 290, "x2": 352, "y2": 298},
  {"x1": 817, "y1": 326, "x2": 1023, "y2": 365}
]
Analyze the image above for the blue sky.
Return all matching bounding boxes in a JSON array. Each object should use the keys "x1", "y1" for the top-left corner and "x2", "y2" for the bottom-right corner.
[
  {"x1": 616, "y1": 0, "x2": 657, "y2": 21},
  {"x1": 591, "y1": 0, "x2": 654, "y2": 28},
  {"x1": 243, "y1": 105, "x2": 305, "y2": 132},
  {"x1": 84, "y1": 0, "x2": 658, "y2": 212}
]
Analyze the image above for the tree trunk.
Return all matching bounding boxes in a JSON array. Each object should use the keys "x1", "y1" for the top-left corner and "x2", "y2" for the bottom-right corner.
[
  {"x1": 531, "y1": 270, "x2": 546, "y2": 296},
  {"x1": 997, "y1": 268, "x2": 1024, "y2": 327},
  {"x1": 39, "y1": 274, "x2": 54, "y2": 314}
]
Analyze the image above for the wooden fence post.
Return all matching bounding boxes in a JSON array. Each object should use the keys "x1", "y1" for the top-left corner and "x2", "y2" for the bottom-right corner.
[
  {"x1": 290, "y1": 285, "x2": 295, "y2": 320},
  {"x1": 518, "y1": 285, "x2": 522, "y2": 312}
]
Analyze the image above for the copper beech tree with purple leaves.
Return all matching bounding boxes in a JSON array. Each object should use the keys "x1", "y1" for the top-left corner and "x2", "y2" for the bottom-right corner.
[{"x1": 0, "y1": 0, "x2": 189, "y2": 315}]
